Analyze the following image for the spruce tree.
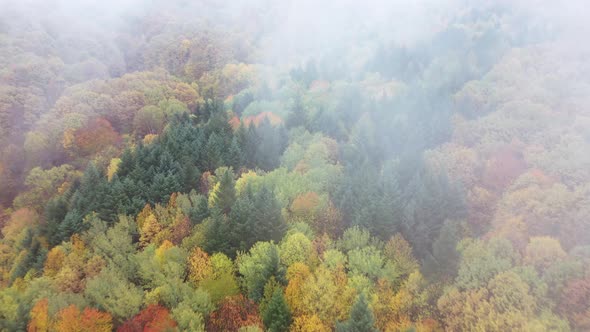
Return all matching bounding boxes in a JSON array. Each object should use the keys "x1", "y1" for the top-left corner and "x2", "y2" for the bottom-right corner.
[
  {"x1": 256, "y1": 119, "x2": 288, "y2": 171},
  {"x1": 179, "y1": 160, "x2": 200, "y2": 193},
  {"x1": 262, "y1": 289, "x2": 292, "y2": 332},
  {"x1": 102, "y1": 178, "x2": 128, "y2": 223},
  {"x1": 204, "y1": 209, "x2": 231, "y2": 256},
  {"x1": 336, "y1": 294, "x2": 378, "y2": 332},
  {"x1": 229, "y1": 189, "x2": 256, "y2": 252},
  {"x1": 44, "y1": 196, "x2": 69, "y2": 245},
  {"x1": 205, "y1": 132, "x2": 224, "y2": 171},
  {"x1": 210, "y1": 168, "x2": 236, "y2": 214},
  {"x1": 244, "y1": 124, "x2": 260, "y2": 168},
  {"x1": 58, "y1": 209, "x2": 84, "y2": 242},
  {"x1": 226, "y1": 136, "x2": 244, "y2": 170},
  {"x1": 252, "y1": 186, "x2": 286, "y2": 244},
  {"x1": 286, "y1": 95, "x2": 306, "y2": 129},
  {"x1": 117, "y1": 148, "x2": 135, "y2": 178},
  {"x1": 73, "y1": 163, "x2": 106, "y2": 215},
  {"x1": 189, "y1": 194, "x2": 209, "y2": 225},
  {"x1": 149, "y1": 172, "x2": 181, "y2": 204}
]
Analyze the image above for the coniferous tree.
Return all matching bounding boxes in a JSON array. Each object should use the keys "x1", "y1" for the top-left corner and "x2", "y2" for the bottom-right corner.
[
  {"x1": 402, "y1": 165, "x2": 465, "y2": 258},
  {"x1": 204, "y1": 209, "x2": 231, "y2": 256},
  {"x1": 425, "y1": 219, "x2": 462, "y2": 279},
  {"x1": 210, "y1": 168, "x2": 236, "y2": 215},
  {"x1": 244, "y1": 124, "x2": 260, "y2": 169},
  {"x1": 256, "y1": 119, "x2": 288, "y2": 171},
  {"x1": 205, "y1": 132, "x2": 224, "y2": 171},
  {"x1": 262, "y1": 289, "x2": 292, "y2": 332},
  {"x1": 286, "y1": 95, "x2": 306, "y2": 129},
  {"x1": 189, "y1": 194, "x2": 210, "y2": 225},
  {"x1": 179, "y1": 160, "x2": 201, "y2": 193},
  {"x1": 56, "y1": 163, "x2": 111, "y2": 239},
  {"x1": 336, "y1": 294, "x2": 378, "y2": 332},
  {"x1": 229, "y1": 187, "x2": 256, "y2": 252},
  {"x1": 117, "y1": 148, "x2": 135, "y2": 178},
  {"x1": 149, "y1": 172, "x2": 181, "y2": 204},
  {"x1": 72, "y1": 163, "x2": 107, "y2": 215},
  {"x1": 58, "y1": 209, "x2": 84, "y2": 241},
  {"x1": 227, "y1": 136, "x2": 244, "y2": 170},
  {"x1": 120, "y1": 177, "x2": 146, "y2": 215},
  {"x1": 102, "y1": 178, "x2": 128, "y2": 223},
  {"x1": 252, "y1": 186, "x2": 287, "y2": 244},
  {"x1": 205, "y1": 102, "x2": 233, "y2": 139},
  {"x1": 44, "y1": 196, "x2": 69, "y2": 245}
]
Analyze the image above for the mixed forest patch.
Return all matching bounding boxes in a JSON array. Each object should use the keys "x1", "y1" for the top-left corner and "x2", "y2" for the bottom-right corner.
[{"x1": 1, "y1": 1, "x2": 589, "y2": 331}]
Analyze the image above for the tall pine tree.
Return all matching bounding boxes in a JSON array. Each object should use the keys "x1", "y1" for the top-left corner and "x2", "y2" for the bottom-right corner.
[
  {"x1": 262, "y1": 289, "x2": 292, "y2": 332},
  {"x1": 336, "y1": 293, "x2": 378, "y2": 332},
  {"x1": 209, "y1": 168, "x2": 236, "y2": 215}
]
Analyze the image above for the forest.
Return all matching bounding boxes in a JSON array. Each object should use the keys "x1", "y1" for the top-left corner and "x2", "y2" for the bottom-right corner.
[{"x1": 0, "y1": 0, "x2": 589, "y2": 331}]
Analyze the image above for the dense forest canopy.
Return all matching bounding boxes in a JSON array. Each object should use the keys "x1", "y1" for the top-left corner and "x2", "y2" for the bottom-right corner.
[{"x1": 1, "y1": 0, "x2": 589, "y2": 331}]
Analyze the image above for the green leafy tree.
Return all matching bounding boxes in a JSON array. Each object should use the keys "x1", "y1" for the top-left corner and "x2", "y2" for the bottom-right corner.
[
  {"x1": 455, "y1": 238, "x2": 518, "y2": 290},
  {"x1": 84, "y1": 268, "x2": 144, "y2": 323},
  {"x1": 237, "y1": 241, "x2": 284, "y2": 302}
]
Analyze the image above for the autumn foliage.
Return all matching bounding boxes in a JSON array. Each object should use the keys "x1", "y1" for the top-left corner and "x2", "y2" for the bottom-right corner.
[
  {"x1": 207, "y1": 295, "x2": 263, "y2": 332},
  {"x1": 243, "y1": 112, "x2": 283, "y2": 127},
  {"x1": 27, "y1": 299, "x2": 50, "y2": 332},
  {"x1": 1, "y1": 3, "x2": 590, "y2": 332},
  {"x1": 54, "y1": 305, "x2": 112, "y2": 332},
  {"x1": 559, "y1": 276, "x2": 590, "y2": 330},
  {"x1": 117, "y1": 305, "x2": 177, "y2": 332},
  {"x1": 71, "y1": 118, "x2": 121, "y2": 156}
]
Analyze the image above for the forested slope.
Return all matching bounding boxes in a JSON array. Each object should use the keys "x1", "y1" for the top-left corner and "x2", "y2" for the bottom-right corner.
[{"x1": 0, "y1": 1, "x2": 589, "y2": 331}]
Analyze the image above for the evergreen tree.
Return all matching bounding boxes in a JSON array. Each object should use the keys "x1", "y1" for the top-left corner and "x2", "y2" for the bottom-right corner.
[
  {"x1": 336, "y1": 162, "x2": 379, "y2": 231},
  {"x1": 9, "y1": 230, "x2": 46, "y2": 282},
  {"x1": 205, "y1": 102, "x2": 233, "y2": 139},
  {"x1": 226, "y1": 136, "x2": 244, "y2": 170},
  {"x1": 232, "y1": 90, "x2": 254, "y2": 115},
  {"x1": 256, "y1": 119, "x2": 288, "y2": 171},
  {"x1": 425, "y1": 219, "x2": 462, "y2": 279},
  {"x1": 58, "y1": 209, "x2": 84, "y2": 242},
  {"x1": 102, "y1": 178, "x2": 128, "y2": 223},
  {"x1": 244, "y1": 124, "x2": 260, "y2": 169},
  {"x1": 229, "y1": 188, "x2": 256, "y2": 252},
  {"x1": 189, "y1": 194, "x2": 210, "y2": 225},
  {"x1": 402, "y1": 165, "x2": 465, "y2": 258},
  {"x1": 72, "y1": 163, "x2": 108, "y2": 215},
  {"x1": 252, "y1": 186, "x2": 287, "y2": 244},
  {"x1": 286, "y1": 95, "x2": 306, "y2": 129},
  {"x1": 205, "y1": 132, "x2": 224, "y2": 171},
  {"x1": 226, "y1": 182, "x2": 286, "y2": 253},
  {"x1": 262, "y1": 289, "x2": 292, "y2": 332},
  {"x1": 53, "y1": 163, "x2": 112, "y2": 241},
  {"x1": 210, "y1": 168, "x2": 236, "y2": 214},
  {"x1": 149, "y1": 172, "x2": 181, "y2": 204},
  {"x1": 120, "y1": 177, "x2": 146, "y2": 215},
  {"x1": 179, "y1": 160, "x2": 200, "y2": 193},
  {"x1": 117, "y1": 148, "x2": 135, "y2": 178},
  {"x1": 336, "y1": 294, "x2": 378, "y2": 332},
  {"x1": 204, "y1": 209, "x2": 231, "y2": 256},
  {"x1": 44, "y1": 196, "x2": 69, "y2": 245}
]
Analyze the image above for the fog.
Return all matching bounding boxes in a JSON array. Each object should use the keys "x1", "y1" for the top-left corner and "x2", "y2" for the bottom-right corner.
[{"x1": 0, "y1": 0, "x2": 589, "y2": 330}]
